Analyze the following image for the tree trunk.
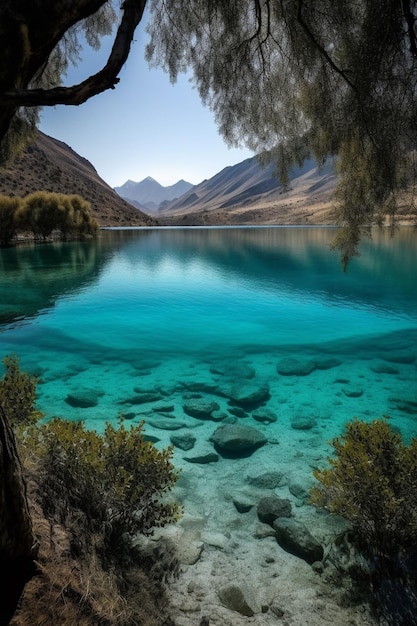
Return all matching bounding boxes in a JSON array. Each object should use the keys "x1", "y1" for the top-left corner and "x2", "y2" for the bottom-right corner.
[{"x1": 0, "y1": 406, "x2": 37, "y2": 624}]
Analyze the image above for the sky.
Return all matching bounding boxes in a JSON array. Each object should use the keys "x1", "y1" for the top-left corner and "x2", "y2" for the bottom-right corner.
[{"x1": 39, "y1": 13, "x2": 254, "y2": 189}]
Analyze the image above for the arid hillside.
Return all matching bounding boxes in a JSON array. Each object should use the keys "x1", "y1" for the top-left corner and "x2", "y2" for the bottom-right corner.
[{"x1": 0, "y1": 132, "x2": 156, "y2": 227}]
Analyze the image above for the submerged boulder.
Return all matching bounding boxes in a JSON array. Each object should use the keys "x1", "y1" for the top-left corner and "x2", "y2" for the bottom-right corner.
[
  {"x1": 257, "y1": 495, "x2": 292, "y2": 525},
  {"x1": 210, "y1": 424, "x2": 267, "y2": 458},
  {"x1": 273, "y1": 518, "x2": 324, "y2": 564},
  {"x1": 277, "y1": 357, "x2": 316, "y2": 376}
]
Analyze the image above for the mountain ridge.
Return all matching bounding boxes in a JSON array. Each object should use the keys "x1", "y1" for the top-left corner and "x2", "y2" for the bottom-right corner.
[{"x1": 0, "y1": 132, "x2": 156, "y2": 227}]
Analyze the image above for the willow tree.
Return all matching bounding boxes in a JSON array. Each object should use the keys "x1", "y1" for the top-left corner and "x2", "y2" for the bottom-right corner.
[
  {"x1": 146, "y1": 0, "x2": 417, "y2": 263},
  {"x1": 0, "y1": 0, "x2": 146, "y2": 159}
]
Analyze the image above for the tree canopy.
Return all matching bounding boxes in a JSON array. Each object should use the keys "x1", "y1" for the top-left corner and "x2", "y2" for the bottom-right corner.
[{"x1": 1, "y1": 0, "x2": 416, "y2": 260}]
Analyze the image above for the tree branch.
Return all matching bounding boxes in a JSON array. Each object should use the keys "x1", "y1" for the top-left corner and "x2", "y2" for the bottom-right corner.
[{"x1": 0, "y1": 0, "x2": 147, "y2": 107}]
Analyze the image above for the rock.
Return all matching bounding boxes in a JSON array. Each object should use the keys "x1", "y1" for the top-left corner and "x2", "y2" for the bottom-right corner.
[
  {"x1": 277, "y1": 357, "x2": 316, "y2": 376},
  {"x1": 217, "y1": 584, "x2": 256, "y2": 617},
  {"x1": 245, "y1": 470, "x2": 285, "y2": 489},
  {"x1": 290, "y1": 416, "x2": 316, "y2": 430},
  {"x1": 273, "y1": 518, "x2": 324, "y2": 564},
  {"x1": 257, "y1": 495, "x2": 292, "y2": 525},
  {"x1": 147, "y1": 418, "x2": 187, "y2": 430},
  {"x1": 210, "y1": 424, "x2": 267, "y2": 458},
  {"x1": 183, "y1": 446, "x2": 219, "y2": 464},
  {"x1": 391, "y1": 398, "x2": 417, "y2": 415},
  {"x1": 233, "y1": 495, "x2": 254, "y2": 513},
  {"x1": 183, "y1": 399, "x2": 220, "y2": 420},
  {"x1": 228, "y1": 383, "x2": 270, "y2": 409},
  {"x1": 252, "y1": 408, "x2": 277, "y2": 424},
  {"x1": 342, "y1": 386, "x2": 364, "y2": 398},
  {"x1": 120, "y1": 391, "x2": 163, "y2": 405},
  {"x1": 152, "y1": 404, "x2": 175, "y2": 413},
  {"x1": 382, "y1": 352, "x2": 416, "y2": 364},
  {"x1": 228, "y1": 406, "x2": 248, "y2": 418},
  {"x1": 65, "y1": 388, "x2": 102, "y2": 408},
  {"x1": 370, "y1": 362, "x2": 399, "y2": 374},
  {"x1": 170, "y1": 431, "x2": 196, "y2": 451},
  {"x1": 288, "y1": 480, "x2": 311, "y2": 502}
]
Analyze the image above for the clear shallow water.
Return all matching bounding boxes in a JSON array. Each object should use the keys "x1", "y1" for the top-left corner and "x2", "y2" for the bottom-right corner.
[{"x1": 0, "y1": 226, "x2": 416, "y2": 451}]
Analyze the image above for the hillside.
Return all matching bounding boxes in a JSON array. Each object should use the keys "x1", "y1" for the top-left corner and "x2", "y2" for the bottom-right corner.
[
  {"x1": 0, "y1": 132, "x2": 156, "y2": 227},
  {"x1": 156, "y1": 156, "x2": 338, "y2": 225}
]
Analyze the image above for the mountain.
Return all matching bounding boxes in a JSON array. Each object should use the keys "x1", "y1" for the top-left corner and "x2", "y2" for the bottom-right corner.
[
  {"x1": 157, "y1": 155, "x2": 338, "y2": 225},
  {"x1": 114, "y1": 177, "x2": 193, "y2": 212},
  {"x1": 0, "y1": 132, "x2": 156, "y2": 227}
]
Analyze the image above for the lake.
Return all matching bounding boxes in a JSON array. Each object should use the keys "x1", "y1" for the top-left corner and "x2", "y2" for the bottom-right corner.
[
  {"x1": 0, "y1": 225, "x2": 416, "y2": 472},
  {"x1": 1, "y1": 225, "x2": 416, "y2": 621}
]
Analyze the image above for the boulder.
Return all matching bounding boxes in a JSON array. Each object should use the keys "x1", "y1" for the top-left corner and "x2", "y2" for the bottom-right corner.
[
  {"x1": 210, "y1": 424, "x2": 267, "y2": 458},
  {"x1": 65, "y1": 388, "x2": 102, "y2": 408},
  {"x1": 252, "y1": 408, "x2": 277, "y2": 424},
  {"x1": 342, "y1": 386, "x2": 364, "y2": 398},
  {"x1": 183, "y1": 399, "x2": 220, "y2": 420},
  {"x1": 228, "y1": 383, "x2": 270, "y2": 409},
  {"x1": 183, "y1": 445, "x2": 219, "y2": 464},
  {"x1": 273, "y1": 518, "x2": 324, "y2": 564},
  {"x1": 257, "y1": 495, "x2": 292, "y2": 525},
  {"x1": 245, "y1": 469, "x2": 285, "y2": 489},
  {"x1": 170, "y1": 431, "x2": 196, "y2": 451},
  {"x1": 217, "y1": 584, "x2": 256, "y2": 617},
  {"x1": 277, "y1": 357, "x2": 316, "y2": 376}
]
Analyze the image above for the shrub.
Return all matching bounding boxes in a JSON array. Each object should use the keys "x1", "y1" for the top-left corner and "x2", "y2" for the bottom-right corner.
[
  {"x1": 28, "y1": 416, "x2": 181, "y2": 565},
  {"x1": 0, "y1": 354, "x2": 41, "y2": 428},
  {"x1": 310, "y1": 418, "x2": 417, "y2": 573}
]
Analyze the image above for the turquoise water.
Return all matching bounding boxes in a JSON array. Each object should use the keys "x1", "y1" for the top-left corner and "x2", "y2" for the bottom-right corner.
[{"x1": 0, "y1": 226, "x2": 416, "y2": 453}]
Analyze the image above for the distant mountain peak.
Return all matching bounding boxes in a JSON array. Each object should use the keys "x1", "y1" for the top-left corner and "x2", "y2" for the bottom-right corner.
[{"x1": 114, "y1": 176, "x2": 194, "y2": 213}]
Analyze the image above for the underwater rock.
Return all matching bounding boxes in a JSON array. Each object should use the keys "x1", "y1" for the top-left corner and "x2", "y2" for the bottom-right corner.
[
  {"x1": 65, "y1": 388, "x2": 102, "y2": 408},
  {"x1": 273, "y1": 518, "x2": 324, "y2": 564},
  {"x1": 290, "y1": 416, "x2": 316, "y2": 430},
  {"x1": 277, "y1": 357, "x2": 316, "y2": 376},
  {"x1": 170, "y1": 431, "x2": 196, "y2": 451},
  {"x1": 152, "y1": 404, "x2": 175, "y2": 413},
  {"x1": 342, "y1": 386, "x2": 364, "y2": 398},
  {"x1": 252, "y1": 408, "x2": 278, "y2": 424},
  {"x1": 228, "y1": 406, "x2": 248, "y2": 418},
  {"x1": 288, "y1": 479, "x2": 312, "y2": 502},
  {"x1": 217, "y1": 584, "x2": 256, "y2": 617},
  {"x1": 390, "y1": 397, "x2": 417, "y2": 414},
  {"x1": 146, "y1": 418, "x2": 187, "y2": 430},
  {"x1": 245, "y1": 469, "x2": 285, "y2": 489},
  {"x1": 121, "y1": 391, "x2": 164, "y2": 405},
  {"x1": 227, "y1": 383, "x2": 270, "y2": 409},
  {"x1": 257, "y1": 495, "x2": 292, "y2": 525},
  {"x1": 210, "y1": 424, "x2": 267, "y2": 458},
  {"x1": 370, "y1": 362, "x2": 399, "y2": 374},
  {"x1": 382, "y1": 352, "x2": 416, "y2": 364},
  {"x1": 183, "y1": 445, "x2": 219, "y2": 464},
  {"x1": 183, "y1": 399, "x2": 220, "y2": 419},
  {"x1": 233, "y1": 494, "x2": 255, "y2": 513}
]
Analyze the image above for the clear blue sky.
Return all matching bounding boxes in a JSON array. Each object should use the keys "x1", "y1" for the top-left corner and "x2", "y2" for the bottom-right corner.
[{"x1": 39, "y1": 15, "x2": 253, "y2": 189}]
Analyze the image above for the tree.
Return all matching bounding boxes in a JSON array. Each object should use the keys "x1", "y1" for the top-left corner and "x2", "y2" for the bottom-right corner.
[
  {"x1": 0, "y1": 0, "x2": 146, "y2": 158},
  {"x1": 1, "y1": 1, "x2": 417, "y2": 261},
  {"x1": 146, "y1": 0, "x2": 417, "y2": 263},
  {"x1": 0, "y1": 195, "x2": 21, "y2": 245}
]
